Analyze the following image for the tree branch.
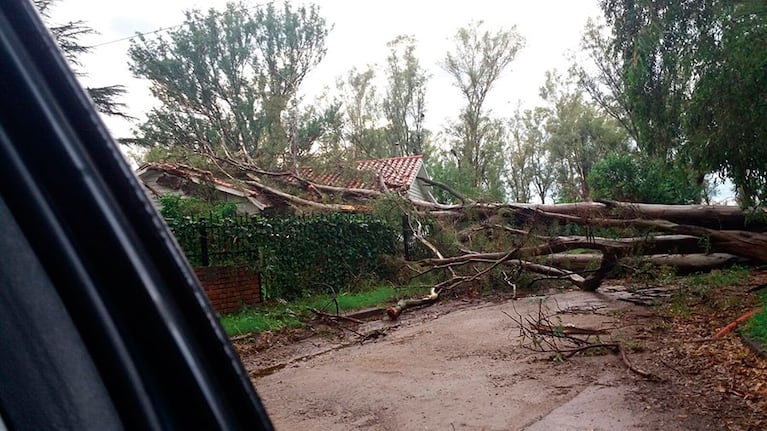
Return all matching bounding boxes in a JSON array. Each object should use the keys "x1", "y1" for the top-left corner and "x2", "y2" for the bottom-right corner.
[{"x1": 416, "y1": 176, "x2": 474, "y2": 204}]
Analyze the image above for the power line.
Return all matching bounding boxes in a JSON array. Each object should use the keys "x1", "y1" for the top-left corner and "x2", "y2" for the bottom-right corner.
[
  {"x1": 89, "y1": 24, "x2": 181, "y2": 49},
  {"x1": 87, "y1": 0, "x2": 270, "y2": 49}
]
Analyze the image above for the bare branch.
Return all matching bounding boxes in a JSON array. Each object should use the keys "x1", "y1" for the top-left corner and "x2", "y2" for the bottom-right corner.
[{"x1": 416, "y1": 176, "x2": 474, "y2": 204}]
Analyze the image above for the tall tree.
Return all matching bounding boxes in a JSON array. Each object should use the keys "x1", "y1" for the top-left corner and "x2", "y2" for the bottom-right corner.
[
  {"x1": 35, "y1": 0, "x2": 128, "y2": 117},
  {"x1": 382, "y1": 35, "x2": 429, "y2": 157},
  {"x1": 284, "y1": 90, "x2": 343, "y2": 166},
  {"x1": 575, "y1": 1, "x2": 713, "y2": 159},
  {"x1": 686, "y1": 1, "x2": 767, "y2": 206},
  {"x1": 441, "y1": 21, "x2": 524, "y2": 190},
  {"x1": 336, "y1": 66, "x2": 387, "y2": 159},
  {"x1": 521, "y1": 107, "x2": 555, "y2": 204},
  {"x1": 506, "y1": 108, "x2": 534, "y2": 203},
  {"x1": 578, "y1": 0, "x2": 767, "y2": 205},
  {"x1": 437, "y1": 116, "x2": 508, "y2": 202},
  {"x1": 541, "y1": 71, "x2": 629, "y2": 202},
  {"x1": 257, "y1": 1, "x2": 330, "y2": 166},
  {"x1": 129, "y1": 1, "x2": 332, "y2": 168},
  {"x1": 570, "y1": 19, "x2": 640, "y2": 147}
]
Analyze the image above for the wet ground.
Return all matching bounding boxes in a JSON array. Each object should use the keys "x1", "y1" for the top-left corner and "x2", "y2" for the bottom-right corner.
[{"x1": 237, "y1": 278, "x2": 767, "y2": 430}]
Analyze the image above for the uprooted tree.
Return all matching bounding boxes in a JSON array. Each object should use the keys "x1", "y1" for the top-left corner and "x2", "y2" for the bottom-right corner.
[{"x1": 166, "y1": 150, "x2": 767, "y2": 318}]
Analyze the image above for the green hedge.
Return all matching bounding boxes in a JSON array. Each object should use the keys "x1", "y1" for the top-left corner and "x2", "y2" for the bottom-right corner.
[{"x1": 165, "y1": 212, "x2": 397, "y2": 300}]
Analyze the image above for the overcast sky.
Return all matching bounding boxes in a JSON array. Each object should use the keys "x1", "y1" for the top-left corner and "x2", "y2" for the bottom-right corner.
[{"x1": 50, "y1": 0, "x2": 603, "y2": 140}]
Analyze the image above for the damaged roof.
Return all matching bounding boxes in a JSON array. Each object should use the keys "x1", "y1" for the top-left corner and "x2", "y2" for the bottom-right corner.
[
  {"x1": 301, "y1": 154, "x2": 426, "y2": 191},
  {"x1": 135, "y1": 162, "x2": 272, "y2": 212}
]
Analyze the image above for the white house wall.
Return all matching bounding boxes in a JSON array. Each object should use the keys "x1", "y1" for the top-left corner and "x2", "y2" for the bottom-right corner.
[{"x1": 408, "y1": 165, "x2": 437, "y2": 203}]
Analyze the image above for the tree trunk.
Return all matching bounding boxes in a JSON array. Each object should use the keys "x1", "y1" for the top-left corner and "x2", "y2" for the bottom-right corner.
[
  {"x1": 538, "y1": 252, "x2": 744, "y2": 273},
  {"x1": 386, "y1": 289, "x2": 439, "y2": 320},
  {"x1": 412, "y1": 200, "x2": 766, "y2": 231},
  {"x1": 418, "y1": 234, "x2": 714, "y2": 268},
  {"x1": 185, "y1": 154, "x2": 767, "y2": 296},
  {"x1": 525, "y1": 209, "x2": 767, "y2": 264}
]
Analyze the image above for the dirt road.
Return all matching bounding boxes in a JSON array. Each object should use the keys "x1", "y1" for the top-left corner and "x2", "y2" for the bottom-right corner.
[{"x1": 244, "y1": 289, "x2": 700, "y2": 430}]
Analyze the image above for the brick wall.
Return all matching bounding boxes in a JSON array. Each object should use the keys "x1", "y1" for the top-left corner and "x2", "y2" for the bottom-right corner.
[{"x1": 194, "y1": 265, "x2": 261, "y2": 314}]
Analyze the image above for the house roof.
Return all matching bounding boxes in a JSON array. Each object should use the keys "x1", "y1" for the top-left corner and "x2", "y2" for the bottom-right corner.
[
  {"x1": 137, "y1": 162, "x2": 240, "y2": 190},
  {"x1": 301, "y1": 155, "x2": 425, "y2": 191},
  {"x1": 135, "y1": 162, "x2": 272, "y2": 210}
]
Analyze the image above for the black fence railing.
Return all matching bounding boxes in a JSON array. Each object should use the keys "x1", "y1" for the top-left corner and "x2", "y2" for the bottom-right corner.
[
  {"x1": 165, "y1": 214, "x2": 260, "y2": 267},
  {"x1": 164, "y1": 213, "x2": 399, "y2": 299}
]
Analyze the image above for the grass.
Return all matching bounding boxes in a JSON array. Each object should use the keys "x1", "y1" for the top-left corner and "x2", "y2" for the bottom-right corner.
[
  {"x1": 220, "y1": 284, "x2": 426, "y2": 336},
  {"x1": 680, "y1": 266, "x2": 750, "y2": 308},
  {"x1": 744, "y1": 292, "x2": 767, "y2": 349},
  {"x1": 657, "y1": 266, "x2": 751, "y2": 318},
  {"x1": 682, "y1": 265, "x2": 750, "y2": 290},
  {"x1": 651, "y1": 265, "x2": 764, "y2": 351},
  {"x1": 663, "y1": 296, "x2": 693, "y2": 318}
]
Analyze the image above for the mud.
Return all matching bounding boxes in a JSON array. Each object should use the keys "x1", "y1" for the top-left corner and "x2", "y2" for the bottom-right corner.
[{"x1": 243, "y1": 288, "x2": 696, "y2": 430}]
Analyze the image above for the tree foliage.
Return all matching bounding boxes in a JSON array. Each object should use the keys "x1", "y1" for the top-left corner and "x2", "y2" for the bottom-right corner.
[
  {"x1": 505, "y1": 108, "x2": 535, "y2": 203},
  {"x1": 541, "y1": 71, "x2": 629, "y2": 202},
  {"x1": 599, "y1": 0, "x2": 712, "y2": 158},
  {"x1": 588, "y1": 153, "x2": 703, "y2": 204},
  {"x1": 577, "y1": 0, "x2": 767, "y2": 205},
  {"x1": 336, "y1": 66, "x2": 386, "y2": 159},
  {"x1": 571, "y1": 19, "x2": 640, "y2": 148},
  {"x1": 383, "y1": 35, "x2": 429, "y2": 157},
  {"x1": 525, "y1": 108, "x2": 556, "y2": 204},
  {"x1": 685, "y1": 2, "x2": 767, "y2": 206},
  {"x1": 35, "y1": 0, "x2": 129, "y2": 118},
  {"x1": 129, "y1": 1, "x2": 336, "y2": 168},
  {"x1": 503, "y1": 106, "x2": 560, "y2": 205},
  {"x1": 441, "y1": 21, "x2": 525, "y2": 193}
]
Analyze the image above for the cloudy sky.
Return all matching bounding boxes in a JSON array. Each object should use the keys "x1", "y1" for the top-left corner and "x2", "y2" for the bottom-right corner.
[{"x1": 50, "y1": 0, "x2": 603, "y2": 140}]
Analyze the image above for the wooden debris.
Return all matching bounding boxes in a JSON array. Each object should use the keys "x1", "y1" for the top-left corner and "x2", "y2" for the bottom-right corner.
[
  {"x1": 531, "y1": 322, "x2": 610, "y2": 336},
  {"x1": 309, "y1": 308, "x2": 365, "y2": 324},
  {"x1": 714, "y1": 307, "x2": 764, "y2": 338},
  {"x1": 386, "y1": 289, "x2": 439, "y2": 320}
]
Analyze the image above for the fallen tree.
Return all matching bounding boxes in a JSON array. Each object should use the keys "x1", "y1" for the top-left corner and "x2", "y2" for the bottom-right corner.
[
  {"x1": 538, "y1": 252, "x2": 743, "y2": 273},
  {"x1": 386, "y1": 288, "x2": 439, "y2": 320},
  {"x1": 172, "y1": 152, "x2": 765, "y2": 315},
  {"x1": 509, "y1": 208, "x2": 767, "y2": 264},
  {"x1": 410, "y1": 199, "x2": 767, "y2": 231}
]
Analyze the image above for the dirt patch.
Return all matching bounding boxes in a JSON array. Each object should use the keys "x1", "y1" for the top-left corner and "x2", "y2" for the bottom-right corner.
[
  {"x1": 238, "y1": 275, "x2": 767, "y2": 430},
  {"x1": 627, "y1": 273, "x2": 767, "y2": 430}
]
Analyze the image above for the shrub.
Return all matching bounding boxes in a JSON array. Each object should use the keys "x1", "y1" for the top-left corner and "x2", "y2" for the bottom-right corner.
[
  {"x1": 159, "y1": 194, "x2": 236, "y2": 219},
  {"x1": 588, "y1": 154, "x2": 703, "y2": 204},
  {"x1": 164, "y1": 209, "x2": 398, "y2": 300}
]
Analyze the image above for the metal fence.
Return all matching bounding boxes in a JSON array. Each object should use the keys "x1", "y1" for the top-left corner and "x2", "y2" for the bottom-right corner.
[
  {"x1": 166, "y1": 214, "x2": 259, "y2": 267},
  {"x1": 166, "y1": 212, "x2": 401, "y2": 299}
]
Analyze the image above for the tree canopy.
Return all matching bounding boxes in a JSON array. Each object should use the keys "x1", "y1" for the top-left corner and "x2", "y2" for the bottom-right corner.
[
  {"x1": 436, "y1": 21, "x2": 525, "y2": 200},
  {"x1": 577, "y1": 0, "x2": 767, "y2": 205},
  {"x1": 35, "y1": 0, "x2": 129, "y2": 117},
  {"x1": 383, "y1": 35, "x2": 429, "y2": 157},
  {"x1": 129, "y1": 1, "x2": 336, "y2": 168},
  {"x1": 126, "y1": 1, "x2": 766, "y2": 208}
]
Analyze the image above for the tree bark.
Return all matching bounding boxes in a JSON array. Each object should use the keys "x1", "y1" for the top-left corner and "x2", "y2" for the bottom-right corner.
[
  {"x1": 416, "y1": 176, "x2": 474, "y2": 204},
  {"x1": 386, "y1": 289, "x2": 439, "y2": 320},
  {"x1": 418, "y1": 234, "x2": 712, "y2": 268},
  {"x1": 524, "y1": 209, "x2": 767, "y2": 264},
  {"x1": 243, "y1": 176, "x2": 370, "y2": 212},
  {"x1": 537, "y1": 252, "x2": 743, "y2": 273},
  {"x1": 413, "y1": 200, "x2": 766, "y2": 231}
]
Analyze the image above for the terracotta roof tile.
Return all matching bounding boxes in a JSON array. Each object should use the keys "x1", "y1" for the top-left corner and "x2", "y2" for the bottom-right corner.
[{"x1": 301, "y1": 155, "x2": 424, "y2": 191}]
